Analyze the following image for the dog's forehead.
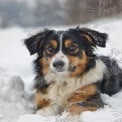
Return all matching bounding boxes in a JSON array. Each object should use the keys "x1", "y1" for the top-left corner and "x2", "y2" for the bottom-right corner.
[
  {"x1": 56, "y1": 29, "x2": 78, "y2": 36},
  {"x1": 46, "y1": 29, "x2": 82, "y2": 45},
  {"x1": 56, "y1": 30, "x2": 64, "y2": 35},
  {"x1": 55, "y1": 29, "x2": 81, "y2": 40}
]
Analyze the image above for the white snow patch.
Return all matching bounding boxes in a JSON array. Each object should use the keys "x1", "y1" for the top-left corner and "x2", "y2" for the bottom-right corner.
[{"x1": 0, "y1": 68, "x2": 36, "y2": 122}]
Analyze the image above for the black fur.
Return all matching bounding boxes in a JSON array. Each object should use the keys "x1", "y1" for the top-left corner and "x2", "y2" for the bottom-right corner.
[
  {"x1": 77, "y1": 27, "x2": 108, "y2": 47},
  {"x1": 77, "y1": 93, "x2": 104, "y2": 108},
  {"x1": 24, "y1": 29, "x2": 54, "y2": 56},
  {"x1": 99, "y1": 56, "x2": 122, "y2": 96},
  {"x1": 33, "y1": 58, "x2": 48, "y2": 89}
]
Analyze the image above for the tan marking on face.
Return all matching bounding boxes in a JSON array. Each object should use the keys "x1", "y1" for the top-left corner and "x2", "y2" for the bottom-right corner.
[
  {"x1": 35, "y1": 90, "x2": 50, "y2": 109},
  {"x1": 45, "y1": 40, "x2": 58, "y2": 55},
  {"x1": 67, "y1": 51, "x2": 88, "y2": 77},
  {"x1": 39, "y1": 57, "x2": 52, "y2": 75},
  {"x1": 64, "y1": 39, "x2": 72, "y2": 48},
  {"x1": 50, "y1": 40, "x2": 58, "y2": 48},
  {"x1": 64, "y1": 39, "x2": 79, "y2": 53},
  {"x1": 66, "y1": 104, "x2": 97, "y2": 115},
  {"x1": 68, "y1": 84, "x2": 97, "y2": 103}
]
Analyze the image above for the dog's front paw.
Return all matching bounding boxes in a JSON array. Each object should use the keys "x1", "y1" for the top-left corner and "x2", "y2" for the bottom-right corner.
[
  {"x1": 36, "y1": 104, "x2": 62, "y2": 116},
  {"x1": 65, "y1": 104, "x2": 83, "y2": 115},
  {"x1": 36, "y1": 109, "x2": 53, "y2": 116},
  {"x1": 61, "y1": 111, "x2": 81, "y2": 122}
]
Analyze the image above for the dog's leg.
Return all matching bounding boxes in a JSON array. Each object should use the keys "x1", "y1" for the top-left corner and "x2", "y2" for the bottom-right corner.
[
  {"x1": 66, "y1": 93, "x2": 104, "y2": 115},
  {"x1": 35, "y1": 91, "x2": 63, "y2": 116},
  {"x1": 68, "y1": 84, "x2": 97, "y2": 103}
]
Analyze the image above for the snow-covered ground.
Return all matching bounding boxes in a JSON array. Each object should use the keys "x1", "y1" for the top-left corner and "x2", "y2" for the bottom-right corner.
[{"x1": 0, "y1": 19, "x2": 122, "y2": 122}]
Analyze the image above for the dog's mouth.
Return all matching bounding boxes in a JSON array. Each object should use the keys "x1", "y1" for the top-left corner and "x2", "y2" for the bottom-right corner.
[
  {"x1": 68, "y1": 65, "x2": 76, "y2": 72},
  {"x1": 51, "y1": 68, "x2": 67, "y2": 74},
  {"x1": 51, "y1": 65, "x2": 76, "y2": 75},
  {"x1": 55, "y1": 68, "x2": 65, "y2": 72}
]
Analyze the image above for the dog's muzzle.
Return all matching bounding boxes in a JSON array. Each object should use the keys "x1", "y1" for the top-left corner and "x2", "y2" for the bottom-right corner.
[{"x1": 52, "y1": 60, "x2": 65, "y2": 72}]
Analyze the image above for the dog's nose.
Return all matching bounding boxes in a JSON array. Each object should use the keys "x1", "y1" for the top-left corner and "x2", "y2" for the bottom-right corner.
[{"x1": 53, "y1": 61, "x2": 65, "y2": 70}]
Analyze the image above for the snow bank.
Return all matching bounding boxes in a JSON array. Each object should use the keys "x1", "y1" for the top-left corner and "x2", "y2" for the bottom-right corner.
[{"x1": 0, "y1": 68, "x2": 36, "y2": 122}]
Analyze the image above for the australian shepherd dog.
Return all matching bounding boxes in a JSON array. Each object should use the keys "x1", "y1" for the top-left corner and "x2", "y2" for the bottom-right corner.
[{"x1": 24, "y1": 27, "x2": 122, "y2": 116}]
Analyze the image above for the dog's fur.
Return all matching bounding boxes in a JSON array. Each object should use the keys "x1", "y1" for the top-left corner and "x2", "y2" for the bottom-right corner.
[{"x1": 24, "y1": 27, "x2": 122, "y2": 116}]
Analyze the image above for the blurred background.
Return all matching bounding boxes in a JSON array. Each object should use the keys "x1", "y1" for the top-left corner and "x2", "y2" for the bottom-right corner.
[
  {"x1": 0, "y1": 0, "x2": 122, "y2": 28},
  {"x1": 0, "y1": 0, "x2": 122, "y2": 88}
]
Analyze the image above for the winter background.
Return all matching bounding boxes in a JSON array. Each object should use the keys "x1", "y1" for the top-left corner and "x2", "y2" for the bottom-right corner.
[{"x1": 0, "y1": 0, "x2": 122, "y2": 122}]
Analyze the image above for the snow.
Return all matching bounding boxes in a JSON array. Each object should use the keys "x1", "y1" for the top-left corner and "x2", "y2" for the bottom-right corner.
[
  {"x1": 0, "y1": 19, "x2": 122, "y2": 122},
  {"x1": 0, "y1": 27, "x2": 35, "y2": 90},
  {"x1": 0, "y1": 69, "x2": 36, "y2": 122}
]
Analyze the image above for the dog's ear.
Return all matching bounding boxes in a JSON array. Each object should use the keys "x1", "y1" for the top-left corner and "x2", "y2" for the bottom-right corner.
[
  {"x1": 24, "y1": 29, "x2": 51, "y2": 55},
  {"x1": 77, "y1": 27, "x2": 108, "y2": 47}
]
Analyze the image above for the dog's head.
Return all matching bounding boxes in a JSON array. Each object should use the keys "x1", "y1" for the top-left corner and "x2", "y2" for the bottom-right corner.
[{"x1": 24, "y1": 27, "x2": 107, "y2": 85}]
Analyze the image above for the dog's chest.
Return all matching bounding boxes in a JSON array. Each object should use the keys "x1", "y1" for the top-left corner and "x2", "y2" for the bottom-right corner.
[
  {"x1": 44, "y1": 81, "x2": 79, "y2": 107},
  {"x1": 42, "y1": 59, "x2": 106, "y2": 107}
]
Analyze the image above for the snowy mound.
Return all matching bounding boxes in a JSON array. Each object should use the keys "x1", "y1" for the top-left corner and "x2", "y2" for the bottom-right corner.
[{"x1": 0, "y1": 68, "x2": 36, "y2": 122}]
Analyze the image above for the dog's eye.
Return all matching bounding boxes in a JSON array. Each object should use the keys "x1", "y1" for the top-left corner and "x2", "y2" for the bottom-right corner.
[
  {"x1": 47, "y1": 46, "x2": 54, "y2": 53},
  {"x1": 68, "y1": 45, "x2": 77, "y2": 52}
]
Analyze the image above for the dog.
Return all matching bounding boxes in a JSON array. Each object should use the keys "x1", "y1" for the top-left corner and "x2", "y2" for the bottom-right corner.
[{"x1": 24, "y1": 27, "x2": 122, "y2": 116}]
